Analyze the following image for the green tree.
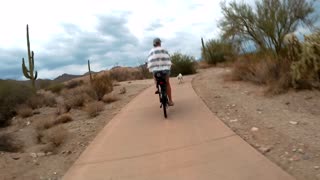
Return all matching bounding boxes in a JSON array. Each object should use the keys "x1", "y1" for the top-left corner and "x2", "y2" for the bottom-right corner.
[{"x1": 220, "y1": 0, "x2": 316, "y2": 55}]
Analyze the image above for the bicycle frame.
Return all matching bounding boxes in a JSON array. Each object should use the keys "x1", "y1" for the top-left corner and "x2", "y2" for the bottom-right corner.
[{"x1": 154, "y1": 71, "x2": 169, "y2": 118}]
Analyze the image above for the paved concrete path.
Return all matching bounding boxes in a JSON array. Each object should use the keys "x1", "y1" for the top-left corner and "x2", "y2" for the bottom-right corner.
[{"x1": 63, "y1": 76, "x2": 294, "y2": 180}]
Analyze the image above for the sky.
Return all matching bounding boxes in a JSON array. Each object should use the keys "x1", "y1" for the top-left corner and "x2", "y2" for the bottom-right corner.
[{"x1": 0, "y1": 0, "x2": 319, "y2": 80}]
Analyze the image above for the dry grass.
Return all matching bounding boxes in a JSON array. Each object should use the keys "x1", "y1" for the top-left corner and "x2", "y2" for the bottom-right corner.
[
  {"x1": 34, "y1": 118, "x2": 55, "y2": 130},
  {"x1": 40, "y1": 125, "x2": 68, "y2": 147},
  {"x1": 55, "y1": 114, "x2": 73, "y2": 124},
  {"x1": 64, "y1": 94, "x2": 86, "y2": 108},
  {"x1": 65, "y1": 80, "x2": 83, "y2": 89},
  {"x1": 197, "y1": 60, "x2": 212, "y2": 69},
  {"x1": 91, "y1": 73, "x2": 113, "y2": 100},
  {"x1": 229, "y1": 55, "x2": 293, "y2": 95},
  {"x1": 102, "y1": 93, "x2": 119, "y2": 103},
  {"x1": 119, "y1": 87, "x2": 127, "y2": 94},
  {"x1": 16, "y1": 104, "x2": 33, "y2": 118},
  {"x1": 0, "y1": 133, "x2": 22, "y2": 152},
  {"x1": 25, "y1": 92, "x2": 57, "y2": 109},
  {"x1": 85, "y1": 101, "x2": 105, "y2": 117}
]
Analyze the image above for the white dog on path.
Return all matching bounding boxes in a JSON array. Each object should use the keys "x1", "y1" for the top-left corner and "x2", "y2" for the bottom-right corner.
[{"x1": 177, "y1": 73, "x2": 183, "y2": 84}]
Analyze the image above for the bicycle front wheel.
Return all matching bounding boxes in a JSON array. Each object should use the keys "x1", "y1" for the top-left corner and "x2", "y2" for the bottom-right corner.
[{"x1": 161, "y1": 92, "x2": 168, "y2": 118}]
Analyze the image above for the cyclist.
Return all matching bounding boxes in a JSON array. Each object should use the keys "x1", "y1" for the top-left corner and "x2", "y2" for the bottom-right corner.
[{"x1": 147, "y1": 38, "x2": 174, "y2": 106}]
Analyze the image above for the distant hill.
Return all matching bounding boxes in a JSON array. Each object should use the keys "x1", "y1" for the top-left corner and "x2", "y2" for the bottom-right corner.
[{"x1": 53, "y1": 73, "x2": 83, "y2": 83}]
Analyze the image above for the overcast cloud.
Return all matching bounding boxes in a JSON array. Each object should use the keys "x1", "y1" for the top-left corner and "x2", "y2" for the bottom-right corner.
[{"x1": 0, "y1": 0, "x2": 318, "y2": 80}]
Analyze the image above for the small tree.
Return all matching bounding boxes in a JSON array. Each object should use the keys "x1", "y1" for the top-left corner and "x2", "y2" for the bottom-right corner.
[
  {"x1": 220, "y1": 0, "x2": 316, "y2": 55},
  {"x1": 170, "y1": 52, "x2": 197, "y2": 76}
]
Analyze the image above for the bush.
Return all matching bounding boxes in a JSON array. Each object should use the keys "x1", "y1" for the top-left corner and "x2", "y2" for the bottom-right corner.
[
  {"x1": 287, "y1": 31, "x2": 320, "y2": 89},
  {"x1": 46, "y1": 83, "x2": 65, "y2": 94},
  {"x1": 230, "y1": 55, "x2": 292, "y2": 94},
  {"x1": 202, "y1": 38, "x2": 235, "y2": 65},
  {"x1": 85, "y1": 101, "x2": 105, "y2": 117},
  {"x1": 0, "y1": 133, "x2": 22, "y2": 152},
  {"x1": 16, "y1": 104, "x2": 33, "y2": 118},
  {"x1": 65, "y1": 80, "x2": 83, "y2": 89},
  {"x1": 170, "y1": 52, "x2": 197, "y2": 77},
  {"x1": 91, "y1": 74, "x2": 113, "y2": 100},
  {"x1": 102, "y1": 93, "x2": 119, "y2": 103},
  {"x1": 39, "y1": 125, "x2": 68, "y2": 147},
  {"x1": 55, "y1": 114, "x2": 73, "y2": 124},
  {"x1": 0, "y1": 80, "x2": 34, "y2": 126}
]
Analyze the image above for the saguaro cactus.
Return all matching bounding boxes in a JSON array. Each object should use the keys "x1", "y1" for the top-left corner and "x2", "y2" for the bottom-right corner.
[
  {"x1": 201, "y1": 37, "x2": 215, "y2": 64},
  {"x1": 88, "y1": 60, "x2": 93, "y2": 82},
  {"x1": 22, "y1": 24, "x2": 38, "y2": 89}
]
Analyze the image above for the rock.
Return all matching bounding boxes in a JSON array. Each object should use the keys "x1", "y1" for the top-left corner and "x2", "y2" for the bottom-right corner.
[
  {"x1": 302, "y1": 155, "x2": 310, "y2": 160},
  {"x1": 289, "y1": 121, "x2": 299, "y2": 125},
  {"x1": 267, "y1": 125, "x2": 274, "y2": 129},
  {"x1": 30, "y1": 153, "x2": 37, "y2": 158},
  {"x1": 292, "y1": 149, "x2": 297, "y2": 152},
  {"x1": 259, "y1": 146, "x2": 272, "y2": 154},
  {"x1": 285, "y1": 102, "x2": 290, "y2": 105},
  {"x1": 230, "y1": 119, "x2": 238, "y2": 123},
  {"x1": 11, "y1": 155, "x2": 20, "y2": 160},
  {"x1": 251, "y1": 127, "x2": 259, "y2": 132},
  {"x1": 232, "y1": 104, "x2": 236, "y2": 107},
  {"x1": 254, "y1": 144, "x2": 261, "y2": 148},
  {"x1": 305, "y1": 96, "x2": 313, "y2": 100},
  {"x1": 37, "y1": 152, "x2": 46, "y2": 157},
  {"x1": 26, "y1": 121, "x2": 31, "y2": 126},
  {"x1": 256, "y1": 108, "x2": 263, "y2": 112},
  {"x1": 46, "y1": 152, "x2": 53, "y2": 156},
  {"x1": 314, "y1": 166, "x2": 320, "y2": 170},
  {"x1": 53, "y1": 172, "x2": 57, "y2": 175},
  {"x1": 290, "y1": 155, "x2": 300, "y2": 161},
  {"x1": 214, "y1": 95, "x2": 221, "y2": 98},
  {"x1": 298, "y1": 149, "x2": 304, "y2": 154}
]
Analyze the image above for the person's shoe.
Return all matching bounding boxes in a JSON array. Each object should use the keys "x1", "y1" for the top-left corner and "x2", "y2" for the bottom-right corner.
[{"x1": 168, "y1": 101, "x2": 174, "y2": 106}]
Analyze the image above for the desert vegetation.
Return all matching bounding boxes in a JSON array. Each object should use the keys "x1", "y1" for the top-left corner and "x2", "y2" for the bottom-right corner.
[
  {"x1": 201, "y1": 0, "x2": 319, "y2": 94},
  {"x1": 170, "y1": 52, "x2": 197, "y2": 76}
]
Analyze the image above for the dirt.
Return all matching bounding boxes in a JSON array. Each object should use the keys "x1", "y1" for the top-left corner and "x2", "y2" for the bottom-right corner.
[
  {"x1": 192, "y1": 67, "x2": 320, "y2": 180},
  {"x1": 0, "y1": 79, "x2": 152, "y2": 180}
]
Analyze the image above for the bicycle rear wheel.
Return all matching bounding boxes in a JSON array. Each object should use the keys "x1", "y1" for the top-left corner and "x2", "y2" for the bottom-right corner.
[{"x1": 161, "y1": 92, "x2": 168, "y2": 118}]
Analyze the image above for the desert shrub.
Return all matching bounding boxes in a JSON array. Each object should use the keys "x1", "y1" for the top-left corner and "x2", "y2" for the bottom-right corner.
[
  {"x1": 0, "y1": 80, "x2": 34, "y2": 126},
  {"x1": 46, "y1": 83, "x2": 65, "y2": 94},
  {"x1": 85, "y1": 101, "x2": 105, "y2": 117},
  {"x1": 231, "y1": 55, "x2": 292, "y2": 94},
  {"x1": 16, "y1": 104, "x2": 33, "y2": 118},
  {"x1": 54, "y1": 114, "x2": 73, "y2": 124},
  {"x1": 170, "y1": 52, "x2": 197, "y2": 77},
  {"x1": 64, "y1": 94, "x2": 86, "y2": 108},
  {"x1": 34, "y1": 118, "x2": 55, "y2": 130},
  {"x1": 39, "y1": 125, "x2": 68, "y2": 147},
  {"x1": 202, "y1": 38, "x2": 235, "y2": 65},
  {"x1": 0, "y1": 133, "x2": 22, "y2": 152},
  {"x1": 102, "y1": 93, "x2": 119, "y2": 103},
  {"x1": 287, "y1": 31, "x2": 320, "y2": 89},
  {"x1": 138, "y1": 63, "x2": 153, "y2": 79},
  {"x1": 65, "y1": 80, "x2": 83, "y2": 89},
  {"x1": 38, "y1": 80, "x2": 52, "y2": 90},
  {"x1": 91, "y1": 74, "x2": 113, "y2": 100},
  {"x1": 109, "y1": 68, "x2": 130, "y2": 81}
]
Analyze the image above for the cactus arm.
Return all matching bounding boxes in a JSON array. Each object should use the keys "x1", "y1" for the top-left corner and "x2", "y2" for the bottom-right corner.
[
  {"x1": 22, "y1": 58, "x2": 31, "y2": 79},
  {"x1": 88, "y1": 60, "x2": 93, "y2": 82},
  {"x1": 34, "y1": 71, "x2": 38, "y2": 80}
]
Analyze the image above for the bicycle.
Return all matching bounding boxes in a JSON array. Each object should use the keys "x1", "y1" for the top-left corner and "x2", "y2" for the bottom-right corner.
[{"x1": 154, "y1": 71, "x2": 169, "y2": 118}]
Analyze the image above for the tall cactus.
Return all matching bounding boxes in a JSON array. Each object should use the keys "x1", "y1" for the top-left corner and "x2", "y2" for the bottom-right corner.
[
  {"x1": 201, "y1": 37, "x2": 216, "y2": 65},
  {"x1": 22, "y1": 24, "x2": 38, "y2": 89},
  {"x1": 88, "y1": 60, "x2": 93, "y2": 82}
]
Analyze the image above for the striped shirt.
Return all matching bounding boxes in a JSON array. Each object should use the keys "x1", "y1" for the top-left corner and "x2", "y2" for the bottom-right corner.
[{"x1": 147, "y1": 46, "x2": 172, "y2": 72}]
